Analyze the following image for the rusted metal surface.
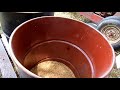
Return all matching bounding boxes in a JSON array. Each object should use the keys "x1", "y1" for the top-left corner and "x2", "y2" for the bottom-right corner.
[
  {"x1": 0, "y1": 39, "x2": 17, "y2": 78},
  {"x1": 79, "y1": 12, "x2": 104, "y2": 24}
]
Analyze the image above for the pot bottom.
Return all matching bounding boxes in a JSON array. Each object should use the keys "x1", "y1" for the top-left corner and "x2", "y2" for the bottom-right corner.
[{"x1": 23, "y1": 40, "x2": 94, "y2": 78}]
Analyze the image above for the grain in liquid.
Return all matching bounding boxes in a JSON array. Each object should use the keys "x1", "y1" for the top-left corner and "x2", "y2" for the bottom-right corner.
[{"x1": 30, "y1": 60, "x2": 76, "y2": 78}]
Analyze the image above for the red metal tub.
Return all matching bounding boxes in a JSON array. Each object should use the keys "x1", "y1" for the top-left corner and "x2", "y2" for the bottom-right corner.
[{"x1": 9, "y1": 16, "x2": 115, "y2": 78}]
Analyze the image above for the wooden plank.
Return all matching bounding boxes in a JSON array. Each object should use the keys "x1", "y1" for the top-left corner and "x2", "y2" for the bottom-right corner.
[
  {"x1": 1, "y1": 34, "x2": 31, "y2": 78},
  {"x1": 0, "y1": 39, "x2": 17, "y2": 78}
]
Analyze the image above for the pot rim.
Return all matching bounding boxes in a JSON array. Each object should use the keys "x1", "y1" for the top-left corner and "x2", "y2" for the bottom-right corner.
[{"x1": 8, "y1": 16, "x2": 115, "y2": 78}]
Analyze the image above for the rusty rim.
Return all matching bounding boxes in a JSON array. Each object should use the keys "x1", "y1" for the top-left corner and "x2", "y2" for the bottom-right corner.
[{"x1": 100, "y1": 24, "x2": 120, "y2": 44}]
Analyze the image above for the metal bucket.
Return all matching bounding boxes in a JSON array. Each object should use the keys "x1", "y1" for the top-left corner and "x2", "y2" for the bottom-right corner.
[{"x1": 9, "y1": 16, "x2": 115, "y2": 78}]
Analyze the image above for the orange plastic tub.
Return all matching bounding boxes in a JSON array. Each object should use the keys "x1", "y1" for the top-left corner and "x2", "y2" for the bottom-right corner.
[{"x1": 9, "y1": 16, "x2": 115, "y2": 78}]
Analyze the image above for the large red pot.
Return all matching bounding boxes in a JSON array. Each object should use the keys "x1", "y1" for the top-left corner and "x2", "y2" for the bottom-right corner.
[{"x1": 9, "y1": 16, "x2": 115, "y2": 78}]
